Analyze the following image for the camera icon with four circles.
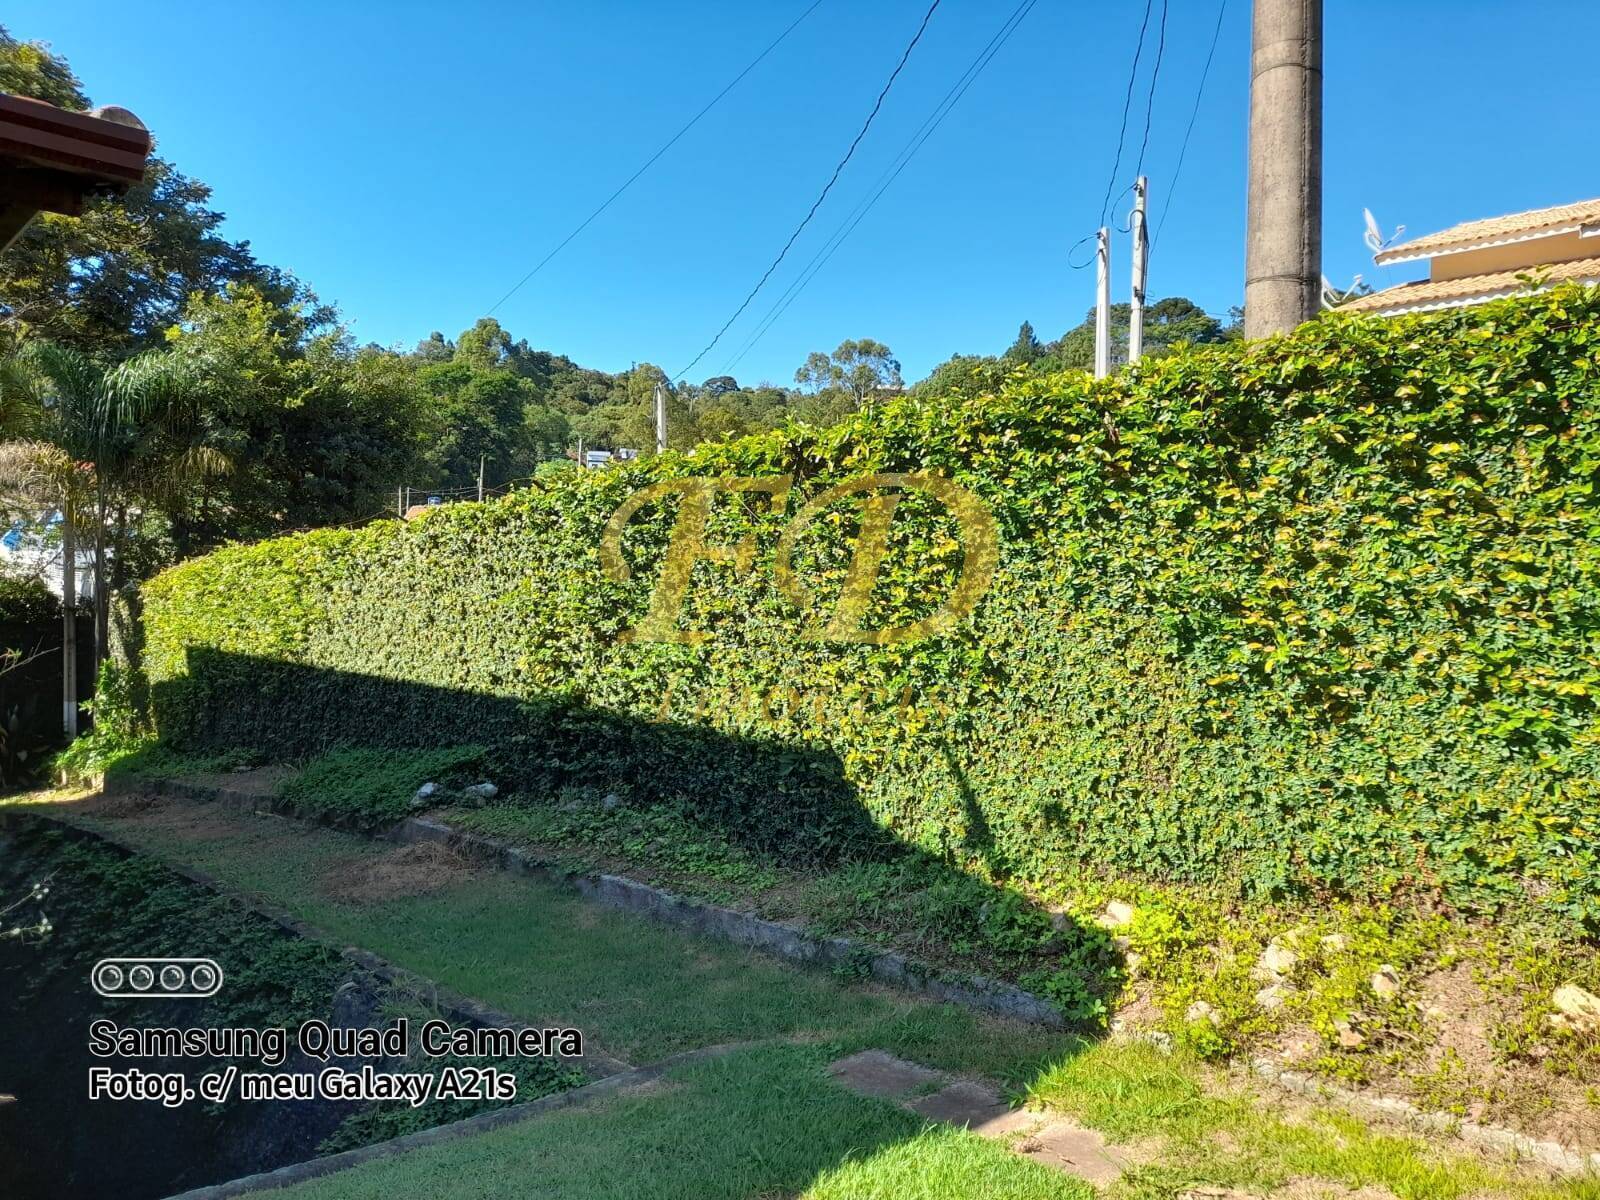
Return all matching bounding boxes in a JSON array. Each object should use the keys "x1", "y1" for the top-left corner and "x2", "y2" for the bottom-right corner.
[{"x1": 92, "y1": 957, "x2": 223, "y2": 999}]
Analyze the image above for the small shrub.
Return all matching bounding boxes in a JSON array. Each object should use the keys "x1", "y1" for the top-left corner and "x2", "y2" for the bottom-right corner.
[{"x1": 278, "y1": 746, "x2": 485, "y2": 824}]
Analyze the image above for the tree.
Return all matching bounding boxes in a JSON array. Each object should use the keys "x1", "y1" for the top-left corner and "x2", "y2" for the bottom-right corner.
[
  {"x1": 1005, "y1": 321, "x2": 1041, "y2": 364},
  {"x1": 0, "y1": 27, "x2": 289, "y2": 356},
  {"x1": 1046, "y1": 297, "x2": 1227, "y2": 371},
  {"x1": 0, "y1": 341, "x2": 213, "y2": 731},
  {"x1": 794, "y1": 339, "x2": 902, "y2": 417}
]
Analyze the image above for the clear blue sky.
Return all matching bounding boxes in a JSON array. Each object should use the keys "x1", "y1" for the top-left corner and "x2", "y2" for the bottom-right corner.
[{"x1": 10, "y1": 1, "x2": 1600, "y2": 385}]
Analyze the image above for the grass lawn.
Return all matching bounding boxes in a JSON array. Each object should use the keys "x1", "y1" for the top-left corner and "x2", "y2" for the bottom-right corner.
[
  {"x1": 12, "y1": 789, "x2": 1597, "y2": 1200},
  {"x1": 262, "y1": 1043, "x2": 1093, "y2": 1200}
]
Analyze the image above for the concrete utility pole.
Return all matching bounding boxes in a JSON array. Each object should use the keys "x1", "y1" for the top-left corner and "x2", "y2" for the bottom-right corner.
[
  {"x1": 61, "y1": 509, "x2": 76, "y2": 737},
  {"x1": 396, "y1": 486, "x2": 404, "y2": 518},
  {"x1": 1093, "y1": 226, "x2": 1112, "y2": 379},
  {"x1": 1129, "y1": 176, "x2": 1149, "y2": 364},
  {"x1": 1244, "y1": 0, "x2": 1323, "y2": 339},
  {"x1": 653, "y1": 381, "x2": 668, "y2": 454},
  {"x1": 477, "y1": 455, "x2": 485, "y2": 502}
]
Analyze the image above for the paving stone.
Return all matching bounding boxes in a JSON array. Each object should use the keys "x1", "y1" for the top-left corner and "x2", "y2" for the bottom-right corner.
[
  {"x1": 827, "y1": 1050, "x2": 945, "y2": 1100},
  {"x1": 905, "y1": 1080, "x2": 1013, "y2": 1128},
  {"x1": 1014, "y1": 1120, "x2": 1126, "y2": 1186}
]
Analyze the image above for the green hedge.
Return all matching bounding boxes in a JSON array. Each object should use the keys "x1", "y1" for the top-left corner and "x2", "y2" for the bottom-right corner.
[{"x1": 121, "y1": 289, "x2": 1600, "y2": 930}]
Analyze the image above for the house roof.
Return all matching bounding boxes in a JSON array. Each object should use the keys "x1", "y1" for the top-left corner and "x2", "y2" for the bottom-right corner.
[
  {"x1": 1339, "y1": 254, "x2": 1600, "y2": 316},
  {"x1": 1373, "y1": 197, "x2": 1600, "y2": 265},
  {"x1": 0, "y1": 93, "x2": 150, "y2": 186}
]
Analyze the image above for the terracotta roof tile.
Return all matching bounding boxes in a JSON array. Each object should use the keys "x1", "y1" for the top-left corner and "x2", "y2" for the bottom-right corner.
[
  {"x1": 1338, "y1": 256, "x2": 1600, "y2": 315},
  {"x1": 1373, "y1": 198, "x2": 1600, "y2": 264}
]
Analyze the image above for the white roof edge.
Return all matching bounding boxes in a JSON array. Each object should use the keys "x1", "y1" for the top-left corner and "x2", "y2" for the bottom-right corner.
[
  {"x1": 1375, "y1": 223, "x2": 1584, "y2": 266},
  {"x1": 1359, "y1": 272, "x2": 1600, "y2": 317}
]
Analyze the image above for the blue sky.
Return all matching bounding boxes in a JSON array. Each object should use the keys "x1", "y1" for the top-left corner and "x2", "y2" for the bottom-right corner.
[{"x1": 10, "y1": 1, "x2": 1600, "y2": 386}]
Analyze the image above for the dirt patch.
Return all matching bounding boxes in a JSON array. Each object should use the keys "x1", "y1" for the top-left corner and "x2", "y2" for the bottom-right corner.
[
  {"x1": 179, "y1": 764, "x2": 297, "y2": 797},
  {"x1": 321, "y1": 842, "x2": 478, "y2": 904},
  {"x1": 72, "y1": 792, "x2": 253, "y2": 843},
  {"x1": 1271, "y1": 1181, "x2": 1397, "y2": 1200}
]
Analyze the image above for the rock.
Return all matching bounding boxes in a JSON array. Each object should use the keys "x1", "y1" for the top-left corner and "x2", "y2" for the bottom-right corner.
[
  {"x1": 1254, "y1": 984, "x2": 1286, "y2": 1010},
  {"x1": 1048, "y1": 908, "x2": 1072, "y2": 933},
  {"x1": 409, "y1": 781, "x2": 443, "y2": 809},
  {"x1": 461, "y1": 781, "x2": 498, "y2": 804},
  {"x1": 602, "y1": 793, "x2": 623, "y2": 812},
  {"x1": 1254, "y1": 941, "x2": 1298, "y2": 980},
  {"x1": 1333, "y1": 1016, "x2": 1364, "y2": 1049},
  {"x1": 1100, "y1": 900, "x2": 1135, "y2": 928},
  {"x1": 1185, "y1": 1000, "x2": 1219, "y2": 1025},
  {"x1": 1320, "y1": 933, "x2": 1348, "y2": 952},
  {"x1": 1551, "y1": 984, "x2": 1600, "y2": 1032},
  {"x1": 1370, "y1": 965, "x2": 1400, "y2": 1000}
]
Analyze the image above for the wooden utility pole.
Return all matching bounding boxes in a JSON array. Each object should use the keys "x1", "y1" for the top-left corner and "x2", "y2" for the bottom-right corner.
[
  {"x1": 1093, "y1": 227, "x2": 1111, "y2": 379},
  {"x1": 1129, "y1": 176, "x2": 1149, "y2": 364},
  {"x1": 653, "y1": 381, "x2": 668, "y2": 454},
  {"x1": 1244, "y1": 0, "x2": 1323, "y2": 338}
]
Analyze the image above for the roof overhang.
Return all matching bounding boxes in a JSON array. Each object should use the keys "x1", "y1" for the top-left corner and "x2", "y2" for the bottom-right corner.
[
  {"x1": 1373, "y1": 223, "x2": 1599, "y2": 267},
  {"x1": 0, "y1": 92, "x2": 152, "y2": 251}
]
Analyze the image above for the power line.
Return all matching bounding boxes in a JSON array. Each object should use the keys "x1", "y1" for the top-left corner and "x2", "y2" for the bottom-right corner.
[
  {"x1": 1131, "y1": 0, "x2": 1170, "y2": 183},
  {"x1": 1098, "y1": 0, "x2": 1155, "y2": 227},
  {"x1": 723, "y1": 0, "x2": 1038, "y2": 373},
  {"x1": 674, "y1": 0, "x2": 943, "y2": 383},
  {"x1": 483, "y1": 0, "x2": 826, "y2": 318},
  {"x1": 1154, "y1": 0, "x2": 1228, "y2": 249}
]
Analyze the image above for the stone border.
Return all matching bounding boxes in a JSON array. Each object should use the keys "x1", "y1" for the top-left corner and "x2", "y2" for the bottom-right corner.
[
  {"x1": 111, "y1": 774, "x2": 1067, "y2": 1029},
  {"x1": 163, "y1": 1042, "x2": 748, "y2": 1200},
  {"x1": 1249, "y1": 1057, "x2": 1600, "y2": 1175}
]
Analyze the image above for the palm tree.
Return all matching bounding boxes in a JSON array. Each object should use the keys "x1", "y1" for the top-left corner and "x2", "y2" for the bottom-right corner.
[{"x1": 0, "y1": 342, "x2": 221, "y2": 737}]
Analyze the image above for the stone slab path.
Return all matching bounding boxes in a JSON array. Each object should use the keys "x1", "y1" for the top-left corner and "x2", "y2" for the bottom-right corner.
[{"x1": 828, "y1": 1050, "x2": 1127, "y2": 1186}]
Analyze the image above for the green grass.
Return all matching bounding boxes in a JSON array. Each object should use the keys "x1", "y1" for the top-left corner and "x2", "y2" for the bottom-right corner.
[
  {"x1": 1029, "y1": 1040, "x2": 1600, "y2": 1200},
  {"x1": 260, "y1": 1043, "x2": 1092, "y2": 1200},
  {"x1": 279, "y1": 746, "x2": 486, "y2": 824},
  {"x1": 43, "y1": 794, "x2": 1066, "y2": 1074},
  {"x1": 24, "y1": 792, "x2": 1598, "y2": 1200}
]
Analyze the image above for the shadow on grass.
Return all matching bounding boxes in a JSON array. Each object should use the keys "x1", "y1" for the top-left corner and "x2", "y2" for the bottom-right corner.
[{"x1": 104, "y1": 650, "x2": 1125, "y2": 1019}]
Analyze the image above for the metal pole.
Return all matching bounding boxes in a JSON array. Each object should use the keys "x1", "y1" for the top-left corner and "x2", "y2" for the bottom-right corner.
[
  {"x1": 1129, "y1": 176, "x2": 1149, "y2": 365},
  {"x1": 1245, "y1": 0, "x2": 1323, "y2": 338},
  {"x1": 1093, "y1": 226, "x2": 1111, "y2": 379},
  {"x1": 653, "y1": 381, "x2": 667, "y2": 453}
]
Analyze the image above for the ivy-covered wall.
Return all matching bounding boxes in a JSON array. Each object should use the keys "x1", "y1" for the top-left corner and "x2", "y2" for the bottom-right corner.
[{"x1": 122, "y1": 290, "x2": 1600, "y2": 930}]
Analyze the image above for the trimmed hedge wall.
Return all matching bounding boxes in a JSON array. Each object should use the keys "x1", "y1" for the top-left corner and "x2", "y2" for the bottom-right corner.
[{"x1": 121, "y1": 290, "x2": 1600, "y2": 930}]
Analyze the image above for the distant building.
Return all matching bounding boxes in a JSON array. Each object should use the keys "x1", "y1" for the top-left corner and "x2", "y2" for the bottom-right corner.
[
  {"x1": 1344, "y1": 197, "x2": 1600, "y2": 317},
  {"x1": 1, "y1": 515, "x2": 95, "y2": 601}
]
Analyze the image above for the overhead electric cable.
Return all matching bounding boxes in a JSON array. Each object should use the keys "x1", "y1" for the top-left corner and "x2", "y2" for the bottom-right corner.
[
  {"x1": 674, "y1": 0, "x2": 943, "y2": 382},
  {"x1": 1098, "y1": 0, "x2": 1155, "y2": 227},
  {"x1": 1153, "y1": 0, "x2": 1227, "y2": 249},
  {"x1": 483, "y1": 0, "x2": 825, "y2": 317},
  {"x1": 1131, "y1": 0, "x2": 1169, "y2": 183},
  {"x1": 723, "y1": 0, "x2": 1037, "y2": 372}
]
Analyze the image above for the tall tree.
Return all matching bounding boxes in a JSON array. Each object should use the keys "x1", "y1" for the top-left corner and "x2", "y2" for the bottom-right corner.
[
  {"x1": 795, "y1": 339, "x2": 902, "y2": 419},
  {"x1": 0, "y1": 27, "x2": 279, "y2": 354},
  {"x1": 1006, "y1": 321, "x2": 1041, "y2": 364},
  {"x1": 0, "y1": 342, "x2": 212, "y2": 730}
]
